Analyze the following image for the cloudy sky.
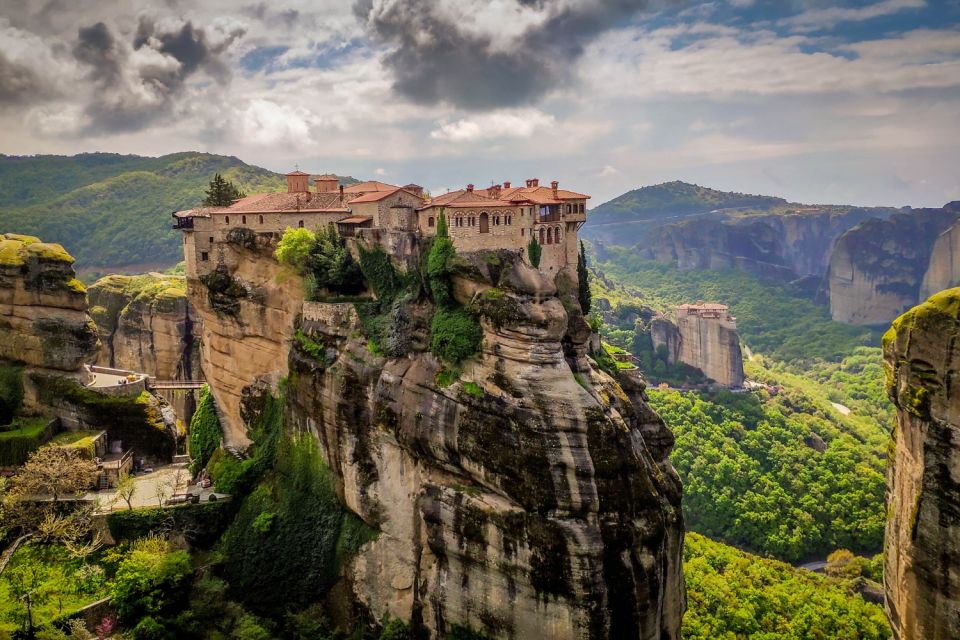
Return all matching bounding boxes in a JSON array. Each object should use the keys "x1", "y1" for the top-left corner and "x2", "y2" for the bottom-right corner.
[{"x1": 1, "y1": 0, "x2": 958, "y2": 207}]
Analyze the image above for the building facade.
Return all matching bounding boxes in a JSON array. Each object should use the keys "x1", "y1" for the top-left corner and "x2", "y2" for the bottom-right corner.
[{"x1": 174, "y1": 171, "x2": 590, "y2": 277}]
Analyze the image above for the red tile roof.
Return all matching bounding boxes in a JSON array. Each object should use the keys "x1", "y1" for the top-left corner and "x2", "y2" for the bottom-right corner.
[
  {"x1": 342, "y1": 180, "x2": 402, "y2": 194},
  {"x1": 285, "y1": 170, "x2": 309, "y2": 176}
]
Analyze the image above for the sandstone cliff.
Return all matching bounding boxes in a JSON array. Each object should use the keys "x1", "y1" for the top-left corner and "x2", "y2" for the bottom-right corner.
[
  {"x1": 920, "y1": 205, "x2": 960, "y2": 300},
  {"x1": 641, "y1": 208, "x2": 886, "y2": 280},
  {"x1": 882, "y1": 287, "x2": 960, "y2": 640},
  {"x1": 88, "y1": 273, "x2": 201, "y2": 422},
  {"x1": 649, "y1": 311, "x2": 743, "y2": 387},
  {"x1": 0, "y1": 233, "x2": 99, "y2": 372},
  {"x1": 190, "y1": 235, "x2": 685, "y2": 638},
  {"x1": 829, "y1": 207, "x2": 958, "y2": 325}
]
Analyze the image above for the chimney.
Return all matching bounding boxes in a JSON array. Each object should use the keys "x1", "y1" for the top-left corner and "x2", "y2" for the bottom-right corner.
[
  {"x1": 466, "y1": 183, "x2": 474, "y2": 192},
  {"x1": 526, "y1": 178, "x2": 539, "y2": 188},
  {"x1": 503, "y1": 180, "x2": 511, "y2": 189},
  {"x1": 489, "y1": 184, "x2": 501, "y2": 199},
  {"x1": 339, "y1": 184, "x2": 344, "y2": 204},
  {"x1": 551, "y1": 180, "x2": 558, "y2": 198}
]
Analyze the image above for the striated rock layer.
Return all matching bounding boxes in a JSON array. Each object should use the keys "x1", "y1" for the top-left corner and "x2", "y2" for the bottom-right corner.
[
  {"x1": 920, "y1": 207, "x2": 960, "y2": 300},
  {"x1": 0, "y1": 233, "x2": 99, "y2": 373},
  {"x1": 642, "y1": 209, "x2": 887, "y2": 280},
  {"x1": 650, "y1": 311, "x2": 743, "y2": 387},
  {"x1": 882, "y1": 288, "x2": 960, "y2": 640},
  {"x1": 828, "y1": 207, "x2": 958, "y2": 325},
  {"x1": 88, "y1": 273, "x2": 202, "y2": 423},
  {"x1": 189, "y1": 235, "x2": 685, "y2": 638}
]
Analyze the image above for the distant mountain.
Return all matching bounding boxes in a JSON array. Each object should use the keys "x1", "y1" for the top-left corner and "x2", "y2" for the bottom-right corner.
[
  {"x1": 0, "y1": 152, "x2": 353, "y2": 276},
  {"x1": 587, "y1": 180, "x2": 788, "y2": 227}
]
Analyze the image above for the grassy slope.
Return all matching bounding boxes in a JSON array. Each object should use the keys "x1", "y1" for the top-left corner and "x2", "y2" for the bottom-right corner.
[{"x1": 0, "y1": 152, "x2": 355, "y2": 273}]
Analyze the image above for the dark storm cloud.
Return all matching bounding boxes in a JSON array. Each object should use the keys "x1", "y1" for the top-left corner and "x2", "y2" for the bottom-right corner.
[
  {"x1": 354, "y1": 0, "x2": 654, "y2": 110},
  {"x1": 0, "y1": 51, "x2": 57, "y2": 108},
  {"x1": 70, "y1": 19, "x2": 244, "y2": 134}
]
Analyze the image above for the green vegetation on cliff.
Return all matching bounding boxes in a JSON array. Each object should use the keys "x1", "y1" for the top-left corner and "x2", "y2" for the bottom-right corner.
[
  {"x1": 683, "y1": 533, "x2": 889, "y2": 639},
  {"x1": 650, "y1": 387, "x2": 885, "y2": 561},
  {"x1": 188, "y1": 385, "x2": 222, "y2": 472}
]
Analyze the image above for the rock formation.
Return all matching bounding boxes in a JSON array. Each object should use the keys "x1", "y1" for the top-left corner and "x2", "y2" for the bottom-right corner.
[
  {"x1": 882, "y1": 287, "x2": 960, "y2": 640},
  {"x1": 829, "y1": 207, "x2": 958, "y2": 325},
  {"x1": 190, "y1": 234, "x2": 685, "y2": 638},
  {"x1": 88, "y1": 273, "x2": 201, "y2": 422},
  {"x1": 640, "y1": 208, "x2": 888, "y2": 280},
  {"x1": 0, "y1": 233, "x2": 99, "y2": 373},
  {"x1": 649, "y1": 305, "x2": 743, "y2": 387},
  {"x1": 920, "y1": 207, "x2": 960, "y2": 300}
]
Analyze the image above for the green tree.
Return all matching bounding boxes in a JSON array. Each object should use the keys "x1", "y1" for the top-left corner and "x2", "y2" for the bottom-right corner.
[
  {"x1": 110, "y1": 537, "x2": 192, "y2": 622},
  {"x1": 427, "y1": 210, "x2": 456, "y2": 308},
  {"x1": 577, "y1": 241, "x2": 591, "y2": 314},
  {"x1": 275, "y1": 227, "x2": 317, "y2": 270},
  {"x1": 203, "y1": 173, "x2": 246, "y2": 207},
  {"x1": 309, "y1": 225, "x2": 363, "y2": 295},
  {"x1": 527, "y1": 236, "x2": 542, "y2": 268},
  {"x1": 188, "y1": 385, "x2": 222, "y2": 471}
]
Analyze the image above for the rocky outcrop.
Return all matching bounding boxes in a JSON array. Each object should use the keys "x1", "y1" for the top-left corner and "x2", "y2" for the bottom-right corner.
[
  {"x1": 649, "y1": 307, "x2": 744, "y2": 387},
  {"x1": 920, "y1": 207, "x2": 960, "y2": 300},
  {"x1": 882, "y1": 287, "x2": 960, "y2": 640},
  {"x1": 190, "y1": 233, "x2": 685, "y2": 638},
  {"x1": 0, "y1": 233, "x2": 99, "y2": 371},
  {"x1": 641, "y1": 208, "x2": 889, "y2": 280},
  {"x1": 283, "y1": 254, "x2": 683, "y2": 639},
  {"x1": 188, "y1": 231, "x2": 304, "y2": 446},
  {"x1": 829, "y1": 207, "x2": 958, "y2": 325}
]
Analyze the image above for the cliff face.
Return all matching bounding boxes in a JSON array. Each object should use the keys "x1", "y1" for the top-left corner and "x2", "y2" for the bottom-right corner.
[
  {"x1": 882, "y1": 288, "x2": 960, "y2": 640},
  {"x1": 649, "y1": 313, "x2": 744, "y2": 387},
  {"x1": 191, "y1": 236, "x2": 685, "y2": 638},
  {"x1": 88, "y1": 273, "x2": 201, "y2": 422},
  {"x1": 829, "y1": 208, "x2": 958, "y2": 325},
  {"x1": 920, "y1": 207, "x2": 960, "y2": 300},
  {"x1": 0, "y1": 233, "x2": 99, "y2": 372},
  {"x1": 641, "y1": 209, "x2": 884, "y2": 280}
]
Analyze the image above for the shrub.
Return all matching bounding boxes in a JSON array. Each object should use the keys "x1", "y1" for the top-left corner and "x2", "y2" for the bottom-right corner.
[
  {"x1": 0, "y1": 417, "x2": 58, "y2": 466},
  {"x1": 380, "y1": 618, "x2": 413, "y2": 640},
  {"x1": 106, "y1": 502, "x2": 235, "y2": 547},
  {"x1": 110, "y1": 539, "x2": 192, "y2": 622},
  {"x1": 431, "y1": 308, "x2": 483, "y2": 364},
  {"x1": 131, "y1": 617, "x2": 167, "y2": 640},
  {"x1": 426, "y1": 212, "x2": 456, "y2": 308},
  {"x1": 188, "y1": 385, "x2": 221, "y2": 471},
  {"x1": 275, "y1": 227, "x2": 316, "y2": 270},
  {"x1": 309, "y1": 225, "x2": 364, "y2": 295}
]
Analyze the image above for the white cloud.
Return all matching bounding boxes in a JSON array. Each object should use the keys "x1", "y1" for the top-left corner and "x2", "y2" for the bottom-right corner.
[
  {"x1": 780, "y1": 0, "x2": 926, "y2": 30},
  {"x1": 430, "y1": 109, "x2": 555, "y2": 142},
  {"x1": 599, "y1": 164, "x2": 619, "y2": 177}
]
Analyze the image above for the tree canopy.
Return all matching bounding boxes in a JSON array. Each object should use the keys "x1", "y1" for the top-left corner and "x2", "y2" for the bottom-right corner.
[{"x1": 203, "y1": 173, "x2": 246, "y2": 207}]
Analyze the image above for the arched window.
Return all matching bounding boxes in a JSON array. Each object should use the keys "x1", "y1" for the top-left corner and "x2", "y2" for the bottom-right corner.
[
  {"x1": 259, "y1": 215, "x2": 264, "y2": 224},
  {"x1": 479, "y1": 212, "x2": 489, "y2": 233},
  {"x1": 566, "y1": 204, "x2": 572, "y2": 214},
  {"x1": 242, "y1": 215, "x2": 247, "y2": 224},
  {"x1": 539, "y1": 227, "x2": 545, "y2": 244},
  {"x1": 298, "y1": 220, "x2": 304, "y2": 228},
  {"x1": 224, "y1": 215, "x2": 229, "y2": 224},
  {"x1": 428, "y1": 216, "x2": 435, "y2": 227},
  {"x1": 555, "y1": 226, "x2": 562, "y2": 242}
]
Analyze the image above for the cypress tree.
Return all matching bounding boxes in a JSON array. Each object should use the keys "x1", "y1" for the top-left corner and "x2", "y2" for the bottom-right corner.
[
  {"x1": 203, "y1": 173, "x2": 246, "y2": 206},
  {"x1": 527, "y1": 237, "x2": 542, "y2": 269},
  {"x1": 577, "y1": 240, "x2": 591, "y2": 314}
]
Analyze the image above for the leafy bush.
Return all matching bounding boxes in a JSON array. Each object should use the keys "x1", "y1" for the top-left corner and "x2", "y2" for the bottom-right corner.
[
  {"x1": 110, "y1": 538, "x2": 192, "y2": 622},
  {"x1": 426, "y1": 212, "x2": 455, "y2": 308},
  {"x1": 308, "y1": 225, "x2": 364, "y2": 295},
  {"x1": 431, "y1": 308, "x2": 483, "y2": 364},
  {"x1": 188, "y1": 385, "x2": 221, "y2": 471},
  {"x1": 276, "y1": 227, "x2": 316, "y2": 270}
]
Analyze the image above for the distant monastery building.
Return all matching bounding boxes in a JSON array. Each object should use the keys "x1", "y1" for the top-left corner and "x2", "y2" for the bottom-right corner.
[{"x1": 174, "y1": 171, "x2": 589, "y2": 275}]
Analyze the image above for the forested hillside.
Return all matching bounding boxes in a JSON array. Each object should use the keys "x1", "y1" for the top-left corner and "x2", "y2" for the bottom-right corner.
[{"x1": 0, "y1": 153, "x2": 347, "y2": 276}]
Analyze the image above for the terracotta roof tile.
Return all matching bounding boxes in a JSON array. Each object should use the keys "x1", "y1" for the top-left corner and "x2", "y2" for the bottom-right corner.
[{"x1": 342, "y1": 180, "x2": 402, "y2": 194}]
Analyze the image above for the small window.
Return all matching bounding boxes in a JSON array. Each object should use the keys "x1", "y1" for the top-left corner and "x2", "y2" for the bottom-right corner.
[
  {"x1": 521, "y1": 228, "x2": 525, "y2": 237},
  {"x1": 428, "y1": 216, "x2": 435, "y2": 227},
  {"x1": 259, "y1": 215, "x2": 264, "y2": 224},
  {"x1": 566, "y1": 204, "x2": 572, "y2": 214},
  {"x1": 225, "y1": 216, "x2": 229, "y2": 224},
  {"x1": 209, "y1": 236, "x2": 214, "y2": 243},
  {"x1": 580, "y1": 203, "x2": 585, "y2": 213},
  {"x1": 200, "y1": 251, "x2": 209, "y2": 261},
  {"x1": 242, "y1": 215, "x2": 247, "y2": 224},
  {"x1": 298, "y1": 220, "x2": 304, "y2": 228}
]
